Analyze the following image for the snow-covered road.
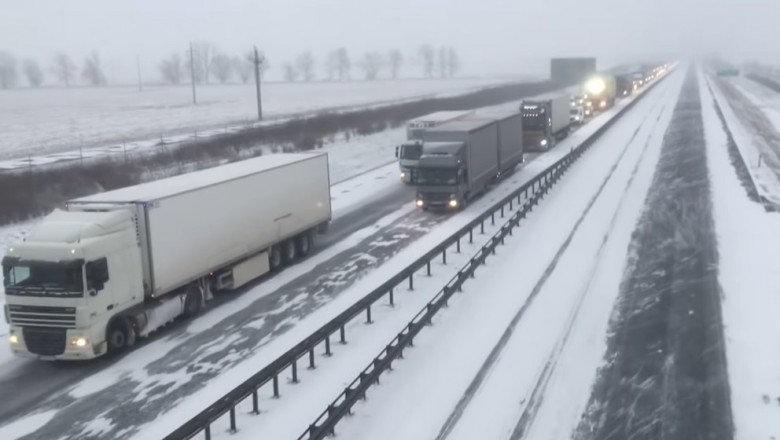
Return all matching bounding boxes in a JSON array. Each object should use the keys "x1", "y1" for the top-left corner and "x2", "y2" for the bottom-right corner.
[{"x1": 332, "y1": 64, "x2": 684, "y2": 440}]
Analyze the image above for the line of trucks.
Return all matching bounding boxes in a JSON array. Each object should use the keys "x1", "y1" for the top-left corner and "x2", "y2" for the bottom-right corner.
[{"x1": 3, "y1": 61, "x2": 670, "y2": 361}]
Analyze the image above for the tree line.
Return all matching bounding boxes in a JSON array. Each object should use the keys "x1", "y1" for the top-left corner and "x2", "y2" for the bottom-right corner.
[{"x1": 0, "y1": 43, "x2": 460, "y2": 89}]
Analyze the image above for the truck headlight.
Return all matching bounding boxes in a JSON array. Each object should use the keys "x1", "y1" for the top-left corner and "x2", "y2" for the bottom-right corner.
[
  {"x1": 400, "y1": 172, "x2": 406, "y2": 179},
  {"x1": 9, "y1": 333, "x2": 19, "y2": 345},
  {"x1": 540, "y1": 139, "x2": 548, "y2": 147},
  {"x1": 600, "y1": 100, "x2": 607, "y2": 108},
  {"x1": 70, "y1": 336, "x2": 89, "y2": 347},
  {"x1": 415, "y1": 199, "x2": 424, "y2": 207},
  {"x1": 448, "y1": 199, "x2": 459, "y2": 208}
]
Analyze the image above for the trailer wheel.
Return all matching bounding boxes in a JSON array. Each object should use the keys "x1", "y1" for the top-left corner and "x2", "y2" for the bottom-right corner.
[
  {"x1": 106, "y1": 319, "x2": 129, "y2": 354},
  {"x1": 183, "y1": 285, "x2": 202, "y2": 319},
  {"x1": 283, "y1": 240, "x2": 297, "y2": 263},
  {"x1": 269, "y1": 246, "x2": 283, "y2": 271},
  {"x1": 297, "y1": 232, "x2": 312, "y2": 258}
]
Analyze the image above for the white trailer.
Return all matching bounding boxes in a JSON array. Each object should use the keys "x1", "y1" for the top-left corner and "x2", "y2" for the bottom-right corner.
[{"x1": 3, "y1": 153, "x2": 331, "y2": 360}]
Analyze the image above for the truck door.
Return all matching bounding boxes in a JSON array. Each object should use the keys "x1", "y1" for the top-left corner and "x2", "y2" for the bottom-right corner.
[{"x1": 85, "y1": 258, "x2": 114, "y2": 321}]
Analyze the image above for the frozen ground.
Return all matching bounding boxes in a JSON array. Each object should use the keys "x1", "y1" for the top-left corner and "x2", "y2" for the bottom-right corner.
[
  {"x1": 0, "y1": 77, "x2": 521, "y2": 160},
  {"x1": 332, "y1": 67, "x2": 683, "y2": 440},
  {"x1": 708, "y1": 74, "x2": 780, "y2": 206},
  {"x1": 700, "y1": 70, "x2": 780, "y2": 440}
]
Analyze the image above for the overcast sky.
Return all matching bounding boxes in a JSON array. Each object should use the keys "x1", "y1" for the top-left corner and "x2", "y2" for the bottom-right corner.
[{"x1": 1, "y1": 0, "x2": 777, "y2": 83}]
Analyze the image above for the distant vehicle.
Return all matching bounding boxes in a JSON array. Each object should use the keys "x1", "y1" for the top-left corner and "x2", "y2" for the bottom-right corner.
[
  {"x1": 632, "y1": 72, "x2": 645, "y2": 90},
  {"x1": 550, "y1": 57, "x2": 597, "y2": 86},
  {"x1": 414, "y1": 114, "x2": 522, "y2": 210},
  {"x1": 615, "y1": 75, "x2": 633, "y2": 98},
  {"x1": 3, "y1": 154, "x2": 332, "y2": 360},
  {"x1": 570, "y1": 94, "x2": 585, "y2": 107},
  {"x1": 520, "y1": 95, "x2": 571, "y2": 151},
  {"x1": 583, "y1": 73, "x2": 617, "y2": 116},
  {"x1": 396, "y1": 110, "x2": 475, "y2": 183},
  {"x1": 570, "y1": 106, "x2": 586, "y2": 124}
]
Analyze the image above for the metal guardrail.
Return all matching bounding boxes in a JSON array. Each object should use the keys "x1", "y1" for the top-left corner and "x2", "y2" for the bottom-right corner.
[{"x1": 165, "y1": 73, "x2": 669, "y2": 440}]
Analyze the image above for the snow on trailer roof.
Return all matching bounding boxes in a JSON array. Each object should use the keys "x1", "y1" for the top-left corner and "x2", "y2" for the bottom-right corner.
[
  {"x1": 427, "y1": 118, "x2": 496, "y2": 133},
  {"x1": 408, "y1": 110, "x2": 473, "y2": 123},
  {"x1": 71, "y1": 153, "x2": 326, "y2": 204}
]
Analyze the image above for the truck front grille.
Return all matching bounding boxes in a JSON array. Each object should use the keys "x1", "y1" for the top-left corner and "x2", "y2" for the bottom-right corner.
[
  {"x1": 8, "y1": 305, "x2": 76, "y2": 328},
  {"x1": 22, "y1": 327, "x2": 67, "y2": 356}
]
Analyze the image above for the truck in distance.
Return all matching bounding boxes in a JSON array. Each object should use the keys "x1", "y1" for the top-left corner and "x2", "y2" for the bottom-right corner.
[
  {"x1": 396, "y1": 110, "x2": 474, "y2": 183},
  {"x1": 414, "y1": 113, "x2": 523, "y2": 210},
  {"x1": 583, "y1": 73, "x2": 617, "y2": 116},
  {"x1": 3, "y1": 153, "x2": 332, "y2": 360},
  {"x1": 520, "y1": 94, "x2": 571, "y2": 151}
]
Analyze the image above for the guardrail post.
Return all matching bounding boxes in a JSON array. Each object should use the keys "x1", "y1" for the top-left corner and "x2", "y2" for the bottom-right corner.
[
  {"x1": 205, "y1": 425, "x2": 211, "y2": 440},
  {"x1": 252, "y1": 389, "x2": 260, "y2": 415},
  {"x1": 292, "y1": 360, "x2": 299, "y2": 383},
  {"x1": 480, "y1": 220, "x2": 485, "y2": 234},
  {"x1": 456, "y1": 237, "x2": 461, "y2": 253},
  {"x1": 340, "y1": 326, "x2": 346, "y2": 344},
  {"x1": 491, "y1": 212, "x2": 495, "y2": 225},
  {"x1": 325, "y1": 334, "x2": 332, "y2": 356},
  {"x1": 509, "y1": 198, "x2": 513, "y2": 211},
  {"x1": 273, "y1": 375, "x2": 280, "y2": 398},
  {"x1": 230, "y1": 406, "x2": 237, "y2": 433},
  {"x1": 427, "y1": 261, "x2": 431, "y2": 276},
  {"x1": 500, "y1": 205, "x2": 505, "y2": 218},
  {"x1": 366, "y1": 305, "x2": 373, "y2": 324},
  {"x1": 409, "y1": 273, "x2": 414, "y2": 291},
  {"x1": 389, "y1": 287, "x2": 395, "y2": 306},
  {"x1": 309, "y1": 348, "x2": 316, "y2": 369},
  {"x1": 442, "y1": 248, "x2": 447, "y2": 265},
  {"x1": 469, "y1": 229, "x2": 474, "y2": 243}
]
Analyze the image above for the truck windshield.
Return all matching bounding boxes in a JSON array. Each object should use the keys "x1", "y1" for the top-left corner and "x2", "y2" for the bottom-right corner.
[
  {"x1": 417, "y1": 168, "x2": 458, "y2": 186},
  {"x1": 399, "y1": 143, "x2": 423, "y2": 160},
  {"x1": 522, "y1": 115, "x2": 547, "y2": 130},
  {"x1": 2, "y1": 261, "x2": 84, "y2": 298}
]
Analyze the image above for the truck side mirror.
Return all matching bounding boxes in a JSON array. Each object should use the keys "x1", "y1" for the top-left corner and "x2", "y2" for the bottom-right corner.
[{"x1": 395, "y1": 146, "x2": 399, "y2": 158}]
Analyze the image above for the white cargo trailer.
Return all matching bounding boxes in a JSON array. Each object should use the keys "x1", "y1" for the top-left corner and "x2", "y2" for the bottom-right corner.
[{"x1": 3, "y1": 153, "x2": 331, "y2": 360}]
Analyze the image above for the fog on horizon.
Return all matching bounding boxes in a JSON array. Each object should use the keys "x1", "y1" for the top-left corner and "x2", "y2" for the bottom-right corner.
[{"x1": 0, "y1": 0, "x2": 777, "y2": 85}]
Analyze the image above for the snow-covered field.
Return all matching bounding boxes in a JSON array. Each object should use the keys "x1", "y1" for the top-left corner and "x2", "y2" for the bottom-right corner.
[
  {"x1": 0, "y1": 77, "x2": 521, "y2": 160},
  {"x1": 700, "y1": 70, "x2": 780, "y2": 440}
]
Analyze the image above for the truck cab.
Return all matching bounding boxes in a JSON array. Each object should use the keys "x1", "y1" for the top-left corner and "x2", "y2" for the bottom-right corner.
[
  {"x1": 3, "y1": 209, "x2": 143, "y2": 360},
  {"x1": 395, "y1": 140, "x2": 424, "y2": 183},
  {"x1": 521, "y1": 103, "x2": 553, "y2": 151},
  {"x1": 414, "y1": 142, "x2": 467, "y2": 210}
]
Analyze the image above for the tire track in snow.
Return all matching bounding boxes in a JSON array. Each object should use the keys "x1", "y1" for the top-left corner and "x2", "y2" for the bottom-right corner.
[{"x1": 434, "y1": 84, "x2": 673, "y2": 440}]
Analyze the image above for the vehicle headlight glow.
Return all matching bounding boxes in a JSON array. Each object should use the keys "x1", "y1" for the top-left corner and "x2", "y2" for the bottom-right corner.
[
  {"x1": 71, "y1": 337, "x2": 88, "y2": 347},
  {"x1": 415, "y1": 199, "x2": 424, "y2": 207},
  {"x1": 9, "y1": 334, "x2": 19, "y2": 345},
  {"x1": 541, "y1": 139, "x2": 548, "y2": 146},
  {"x1": 585, "y1": 77, "x2": 606, "y2": 95},
  {"x1": 448, "y1": 199, "x2": 458, "y2": 208},
  {"x1": 400, "y1": 172, "x2": 406, "y2": 179},
  {"x1": 600, "y1": 100, "x2": 607, "y2": 108}
]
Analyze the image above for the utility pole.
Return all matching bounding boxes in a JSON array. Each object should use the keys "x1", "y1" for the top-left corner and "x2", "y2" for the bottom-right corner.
[
  {"x1": 253, "y1": 46, "x2": 264, "y2": 121},
  {"x1": 189, "y1": 42, "x2": 198, "y2": 105},
  {"x1": 136, "y1": 54, "x2": 143, "y2": 92}
]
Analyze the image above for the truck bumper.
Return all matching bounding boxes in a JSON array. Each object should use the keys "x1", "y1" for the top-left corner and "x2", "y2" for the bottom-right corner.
[
  {"x1": 416, "y1": 195, "x2": 463, "y2": 210},
  {"x1": 7, "y1": 325, "x2": 106, "y2": 360}
]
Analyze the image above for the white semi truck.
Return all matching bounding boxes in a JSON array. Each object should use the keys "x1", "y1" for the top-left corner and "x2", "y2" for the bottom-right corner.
[
  {"x1": 396, "y1": 110, "x2": 474, "y2": 183},
  {"x1": 3, "y1": 153, "x2": 332, "y2": 360}
]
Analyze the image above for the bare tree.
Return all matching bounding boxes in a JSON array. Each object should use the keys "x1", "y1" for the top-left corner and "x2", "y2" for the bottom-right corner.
[
  {"x1": 211, "y1": 53, "x2": 233, "y2": 83},
  {"x1": 295, "y1": 51, "x2": 315, "y2": 82},
  {"x1": 283, "y1": 63, "x2": 299, "y2": 82},
  {"x1": 82, "y1": 52, "x2": 107, "y2": 86},
  {"x1": 437, "y1": 46, "x2": 448, "y2": 78},
  {"x1": 192, "y1": 42, "x2": 216, "y2": 84},
  {"x1": 328, "y1": 48, "x2": 350, "y2": 80},
  {"x1": 388, "y1": 49, "x2": 403, "y2": 79},
  {"x1": 233, "y1": 55, "x2": 253, "y2": 83},
  {"x1": 446, "y1": 47, "x2": 460, "y2": 78},
  {"x1": 51, "y1": 52, "x2": 77, "y2": 87},
  {"x1": 358, "y1": 52, "x2": 384, "y2": 80},
  {"x1": 325, "y1": 50, "x2": 339, "y2": 80},
  {"x1": 23, "y1": 59, "x2": 44, "y2": 87},
  {"x1": 418, "y1": 45, "x2": 435, "y2": 78},
  {"x1": 158, "y1": 53, "x2": 183, "y2": 84},
  {"x1": 0, "y1": 52, "x2": 18, "y2": 88}
]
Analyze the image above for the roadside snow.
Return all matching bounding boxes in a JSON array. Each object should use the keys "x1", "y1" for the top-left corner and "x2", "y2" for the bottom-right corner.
[
  {"x1": 699, "y1": 69, "x2": 780, "y2": 440},
  {"x1": 0, "y1": 410, "x2": 58, "y2": 439},
  {"x1": 0, "y1": 78, "x2": 519, "y2": 160}
]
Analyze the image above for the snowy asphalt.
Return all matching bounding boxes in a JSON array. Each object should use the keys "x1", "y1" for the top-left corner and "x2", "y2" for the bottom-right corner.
[{"x1": 575, "y1": 70, "x2": 734, "y2": 439}]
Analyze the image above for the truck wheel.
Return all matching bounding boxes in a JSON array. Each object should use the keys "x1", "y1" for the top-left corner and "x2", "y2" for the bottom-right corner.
[
  {"x1": 183, "y1": 285, "x2": 202, "y2": 319},
  {"x1": 283, "y1": 240, "x2": 297, "y2": 263},
  {"x1": 297, "y1": 233, "x2": 312, "y2": 257},
  {"x1": 269, "y1": 246, "x2": 283, "y2": 271},
  {"x1": 107, "y1": 319, "x2": 129, "y2": 354}
]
